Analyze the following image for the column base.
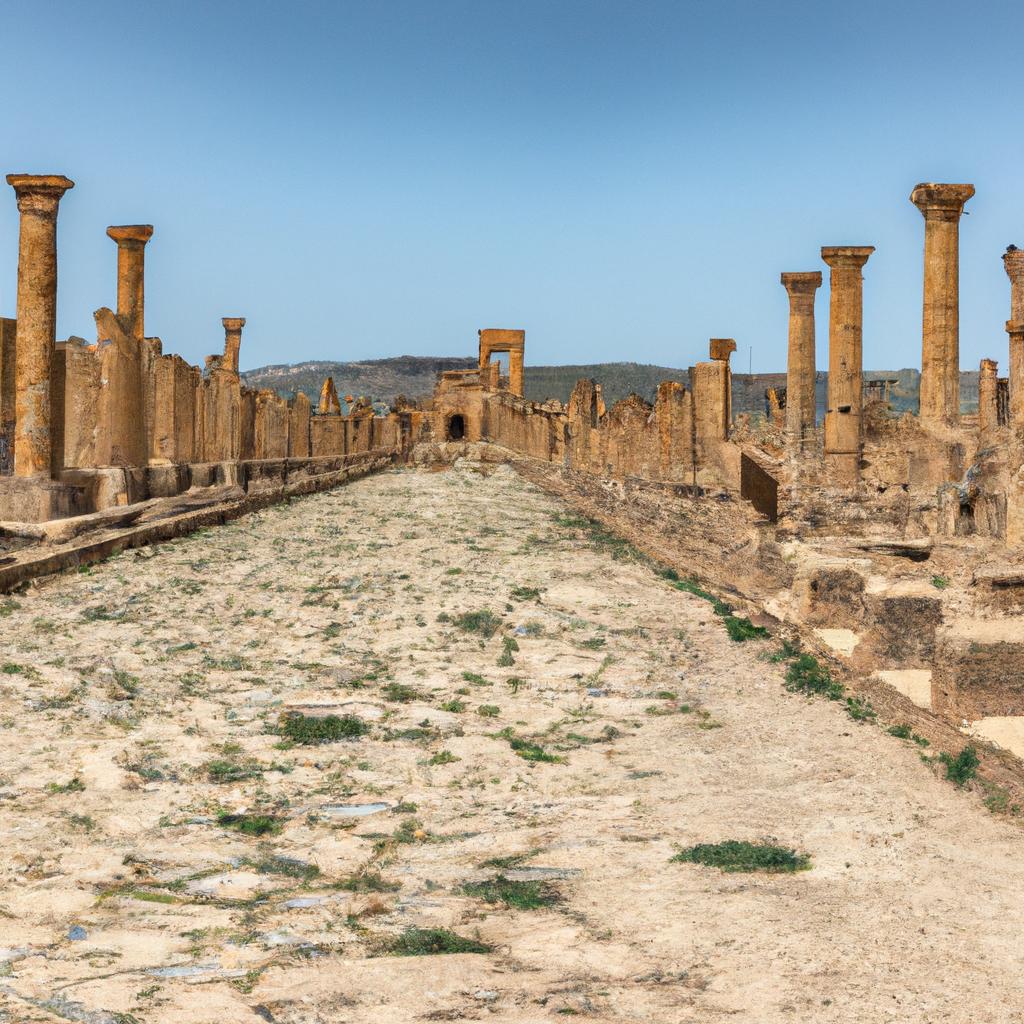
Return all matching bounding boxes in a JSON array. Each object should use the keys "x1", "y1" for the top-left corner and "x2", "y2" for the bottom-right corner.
[
  {"x1": 0, "y1": 476, "x2": 87, "y2": 522},
  {"x1": 825, "y1": 451, "x2": 860, "y2": 487}
]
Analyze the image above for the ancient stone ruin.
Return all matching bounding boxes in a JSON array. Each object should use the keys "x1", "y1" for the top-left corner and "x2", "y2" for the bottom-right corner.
[{"x1": 0, "y1": 172, "x2": 1021, "y2": 747}]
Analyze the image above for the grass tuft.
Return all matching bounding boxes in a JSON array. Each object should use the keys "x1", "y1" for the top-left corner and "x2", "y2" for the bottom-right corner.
[
  {"x1": 385, "y1": 927, "x2": 491, "y2": 956},
  {"x1": 940, "y1": 744, "x2": 979, "y2": 786},
  {"x1": 453, "y1": 610, "x2": 502, "y2": 638},
  {"x1": 462, "y1": 875, "x2": 559, "y2": 909},
  {"x1": 784, "y1": 654, "x2": 843, "y2": 700},
  {"x1": 278, "y1": 712, "x2": 368, "y2": 744},
  {"x1": 672, "y1": 839, "x2": 810, "y2": 873},
  {"x1": 216, "y1": 811, "x2": 283, "y2": 837}
]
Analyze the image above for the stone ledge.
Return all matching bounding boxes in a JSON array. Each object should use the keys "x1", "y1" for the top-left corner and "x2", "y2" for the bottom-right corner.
[{"x1": 0, "y1": 452, "x2": 394, "y2": 593}]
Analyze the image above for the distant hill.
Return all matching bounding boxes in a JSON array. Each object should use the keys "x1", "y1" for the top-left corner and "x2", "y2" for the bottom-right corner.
[
  {"x1": 241, "y1": 356, "x2": 981, "y2": 417},
  {"x1": 241, "y1": 356, "x2": 477, "y2": 408}
]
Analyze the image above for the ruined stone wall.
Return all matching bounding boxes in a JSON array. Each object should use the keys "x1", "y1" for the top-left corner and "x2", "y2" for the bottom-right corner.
[
  {"x1": 482, "y1": 391, "x2": 564, "y2": 464},
  {"x1": 558, "y1": 378, "x2": 697, "y2": 484}
]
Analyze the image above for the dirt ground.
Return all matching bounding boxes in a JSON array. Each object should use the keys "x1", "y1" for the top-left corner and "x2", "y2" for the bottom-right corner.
[{"x1": 0, "y1": 462, "x2": 1022, "y2": 1024}]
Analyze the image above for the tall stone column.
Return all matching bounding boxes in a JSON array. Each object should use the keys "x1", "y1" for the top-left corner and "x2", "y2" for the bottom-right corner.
[
  {"x1": 910, "y1": 183, "x2": 974, "y2": 426},
  {"x1": 1006, "y1": 321, "x2": 1024, "y2": 430},
  {"x1": 106, "y1": 225, "x2": 153, "y2": 340},
  {"x1": 978, "y1": 358, "x2": 999, "y2": 436},
  {"x1": 6, "y1": 173, "x2": 74, "y2": 477},
  {"x1": 780, "y1": 271, "x2": 822, "y2": 447},
  {"x1": 222, "y1": 317, "x2": 245, "y2": 375},
  {"x1": 821, "y1": 246, "x2": 873, "y2": 484}
]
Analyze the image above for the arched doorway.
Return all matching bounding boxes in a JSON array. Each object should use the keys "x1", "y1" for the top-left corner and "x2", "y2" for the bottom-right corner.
[{"x1": 447, "y1": 414, "x2": 466, "y2": 441}]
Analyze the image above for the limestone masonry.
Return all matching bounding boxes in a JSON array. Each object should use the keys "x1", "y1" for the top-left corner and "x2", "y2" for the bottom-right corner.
[{"x1": 0, "y1": 171, "x2": 1021, "y2": 735}]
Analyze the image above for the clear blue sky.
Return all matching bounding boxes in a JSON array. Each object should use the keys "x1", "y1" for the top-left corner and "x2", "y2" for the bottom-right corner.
[{"x1": 1, "y1": 0, "x2": 1021, "y2": 374}]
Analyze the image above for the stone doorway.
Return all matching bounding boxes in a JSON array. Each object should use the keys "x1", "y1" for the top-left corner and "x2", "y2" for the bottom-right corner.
[{"x1": 447, "y1": 414, "x2": 466, "y2": 441}]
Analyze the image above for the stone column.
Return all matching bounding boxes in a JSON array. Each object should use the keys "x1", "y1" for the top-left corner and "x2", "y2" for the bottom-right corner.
[
  {"x1": 978, "y1": 358, "x2": 999, "y2": 436},
  {"x1": 222, "y1": 317, "x2": 245, "y2": 375},
  {"x1": 106, "y1": 225, "x2": 153, "y2": 341},
  {"x1": 780, "y1": 271, "x2": 822, "y2": 447},
  {"x1": 1006, "y1": 321, "x2": 1024, "y2": 430},
  {"x1": 6, "y1": 174, "x2": 74, "y2": 477},
  {"x1": 1004, "y1": 247, "x2": 1024, "y2": 323},
  {"x1": 509, "y1": 348, "x2": 524, "y2": 398},
  {"x1": 910, "y1": 183, "x2": 974, "y2": 426},
  {"x1": 821, "y1": 246, "x2": 874, "y2": 485}
]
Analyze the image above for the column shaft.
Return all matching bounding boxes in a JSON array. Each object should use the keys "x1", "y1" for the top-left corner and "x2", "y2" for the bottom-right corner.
[
  {"x1": 107, "y1": 225, "x2": 153, "y2": 341},
  {"x1": 780, "y1": 272, "x2": 822, "y2": 446},
  {"x1": 821, "y1": 246, "x2": 873, "y2": 484},
  {"x1": 6, "y1": 174, "x2": 74, "y2": 477},
  {"x1": 508, "y1": 349, "x2": 524, "y2": 397},
  {"x1": 978, "y1": 358, "x2": 999, "y2": 435},
  {"x1": 222, "y1": 317, "x2": 245, "y2": 375},
  {"x1": 911, "y1": 183, "x2": 974, "y2": 426},
  {"x1": 1003, "y1": 249, "x2": 1024, "y2": 323},
  {"x1": 1007, "y1": 321, "x2": 1024, "y2": 430}
]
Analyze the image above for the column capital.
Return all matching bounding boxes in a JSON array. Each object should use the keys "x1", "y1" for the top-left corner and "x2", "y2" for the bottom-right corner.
[
  {"x1": 222, "y1": 317, "x2": 246, "y2": 331},
  {"x1": 106, "y1": 224, "x2": 153, "y2": 248},
  {"x1": 1004, "y1": 247, "x2": 1024, "y2": 281},
  {"x1": 781, "y1": 271, "x2": 822, "y2": 295},
  {"x1": 821, "y1": 246, "x2": 874, "y2": 269},
  {"x1": 910, "y1": 182, "x2": 974, "y2": 220},
  {"x1": 6, "y1": 173, "x2": 74, "y2": 215},
  {"x1": 709, "y1": 338, "x2": 736, "y2": 362}
]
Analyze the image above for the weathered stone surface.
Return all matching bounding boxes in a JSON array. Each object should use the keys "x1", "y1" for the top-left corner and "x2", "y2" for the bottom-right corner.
[
  {"x1": 288, "y1": 392, "x2": 311, "y2": 458},
  {"x1": 932, "y1": 618, "x2": 1024, "y2": 718},
  {"x1": 94, "y1": 307, "x2": 146, "y2": 468}
]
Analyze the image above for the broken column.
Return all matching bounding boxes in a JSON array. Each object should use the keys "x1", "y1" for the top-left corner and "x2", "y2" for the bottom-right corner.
[
  {"x1": 821, "y1": 246, "x2": 873, "y2": 485},
  {"x1": 1007, "y1": 321, "x2": 1024, "y2": 430},
  {"x1": 318, "y1": 377, "x2": 341, "y2": 415},
  {"x1": 978, "y1": 358, "x2": 999, "y2": 436},
  {"x1": 222, "y1": 317, "x2": 245, "y2": 374},
  {"x1": 1003, "y1": 247, "x2": 1024, "y2": 322},
  {"x1": 6, "y1": 173, "x2": 74, "y2": 477},
  {"x1": 780, "y1": 271, "x2": 822, "y2": 447},
  {"x1": 910, "y1": 183, "x2": 974, "y2": 426},
  {"x1": 106, "y1": 225, "x2": 153, "y2": 340}
]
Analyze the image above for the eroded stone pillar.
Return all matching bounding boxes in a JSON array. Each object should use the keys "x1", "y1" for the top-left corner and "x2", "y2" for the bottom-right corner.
[
  {"x1": 821, "y1": 246, "x2": 873, "y2": 484},
  {"x1": 106, "y1": 225, "x2": 153, "y2": 341},
  {"x1": 781, "y1": 271, "x2": 822, "y2": 447},
  {"x1": 509, "y1": 348, "x2": 524, "y2": 398},
  {"x1": 6, "y1": 174, "x2": 74, "y2": 477},
  {"x1": 1006, "y1": 321, "x2": 1024, "y2": 430},
  {"x1": 978, "y1": 358, "x2": 999, "y2": 436},
  {"x1": 910, "y1": 183, "x2": 974, "y2": 426},
  {"x1": 222, "y1": 317, "x2": 245, "y2": 375},
  {"x1": 1004, "y1": 247, "x2": 1024, "y2": 323}
]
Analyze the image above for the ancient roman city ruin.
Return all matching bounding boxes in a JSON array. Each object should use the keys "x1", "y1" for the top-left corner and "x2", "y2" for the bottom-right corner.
[{"x1": 0, "y1": 170, "x2": 1020, "y2": 749}]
